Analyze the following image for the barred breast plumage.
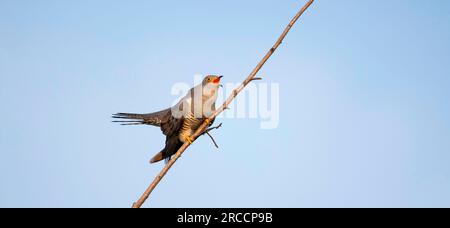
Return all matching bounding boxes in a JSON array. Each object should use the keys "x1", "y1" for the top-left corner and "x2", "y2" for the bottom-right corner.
[{"x1": 179, "y1": 111, "x2": 204, "y2": 143}]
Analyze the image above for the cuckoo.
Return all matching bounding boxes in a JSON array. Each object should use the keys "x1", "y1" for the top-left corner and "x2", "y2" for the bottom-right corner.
[{"x1": 113, "y1": 75, "x2": 223, "y2": 163}]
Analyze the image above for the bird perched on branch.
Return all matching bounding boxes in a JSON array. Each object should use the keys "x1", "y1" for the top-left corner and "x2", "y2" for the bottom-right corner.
[{"x1": 113, "y1": 75, "x2": 223, "y2": 164}]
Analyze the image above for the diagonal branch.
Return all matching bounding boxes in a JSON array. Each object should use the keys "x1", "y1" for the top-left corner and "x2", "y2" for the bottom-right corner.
[{"x1": 132, "y1": 0, "x2": 315, "y2": 208}]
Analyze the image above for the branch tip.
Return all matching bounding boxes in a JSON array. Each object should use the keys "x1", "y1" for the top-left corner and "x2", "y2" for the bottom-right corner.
[{"x1": 250, "y1": 77, "x2": 263, "y2": 82}]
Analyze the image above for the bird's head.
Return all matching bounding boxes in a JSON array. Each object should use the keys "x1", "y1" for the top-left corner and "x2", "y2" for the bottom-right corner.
[
  {"x1": 201, "y1": 75, "x2": 223, "y2": 98},
  {"x1": 202, "y1": 75, "x2": 223, "y2": 86}
]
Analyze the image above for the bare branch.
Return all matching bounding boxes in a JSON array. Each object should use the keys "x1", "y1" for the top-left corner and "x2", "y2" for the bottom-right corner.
[
  {"x1": 132, "y1": 0, "x2": 315, "y2": 208},
  {"x1": 206, "y1": 132, "x2": 219, "y2": 149},
  {"x1": 249, "y1": 77, "x2": 263, "y2": 82},
  {"x1": 202, "y1": 123, "x2": 222, "y2": 148},
  {"x1": 204, "y1": 123, "x2": 223, "y2": 134}
]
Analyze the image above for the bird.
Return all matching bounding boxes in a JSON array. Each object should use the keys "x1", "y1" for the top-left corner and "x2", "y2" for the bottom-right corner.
[{"x1": 113, "y1": 75, "x2": 223, "y2": 164}]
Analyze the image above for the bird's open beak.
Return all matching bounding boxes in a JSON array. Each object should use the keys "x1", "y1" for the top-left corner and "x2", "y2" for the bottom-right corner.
[{"x1": 213, "y1": 75, "x2": 223, "y2": 84}]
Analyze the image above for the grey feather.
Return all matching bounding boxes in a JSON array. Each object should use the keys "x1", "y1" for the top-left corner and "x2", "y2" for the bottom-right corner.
[{"x1": 112, "y1": 108, "x2": 171, "y2": 127}]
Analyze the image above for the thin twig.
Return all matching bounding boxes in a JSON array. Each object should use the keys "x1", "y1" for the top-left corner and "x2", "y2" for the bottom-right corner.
[
  {"x1": 132, "y1": 0, "x2": 315, "y2": 208},
  {"x1": 205, "y1": 132, "x2": 219, "y2": 148},
  {"x1": 202, "y1": 123, "x2": 223, "y2": 148},
  {"x1": 204, "y1": 123, "x2": 223, "y2": 134},
  {"x1": 249, "y1": 77, "x2": 263, "y2": 82}
]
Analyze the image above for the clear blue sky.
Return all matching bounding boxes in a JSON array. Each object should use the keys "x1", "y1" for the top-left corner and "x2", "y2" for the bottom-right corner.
[{"x1": 1, "y1": 0, "x2": 450, "y2": 208}]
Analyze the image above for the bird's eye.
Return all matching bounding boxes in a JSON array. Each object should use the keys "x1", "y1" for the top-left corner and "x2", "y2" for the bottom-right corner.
[{"x1": 207, "y1": 78, "x2": 211, "y2": 82}]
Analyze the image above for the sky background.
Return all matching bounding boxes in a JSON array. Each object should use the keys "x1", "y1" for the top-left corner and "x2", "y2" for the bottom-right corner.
[{"x1": 1, "y1": 0, "x2": 450, "y2": 208}]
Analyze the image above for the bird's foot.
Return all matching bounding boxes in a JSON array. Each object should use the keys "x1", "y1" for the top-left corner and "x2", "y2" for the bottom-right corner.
[
  {"x1": 184, "y1": 136, "x2": 195, "y2": 144},
  {"x1": 204, "y1": 118, "x2": 211, "y2": 125}
]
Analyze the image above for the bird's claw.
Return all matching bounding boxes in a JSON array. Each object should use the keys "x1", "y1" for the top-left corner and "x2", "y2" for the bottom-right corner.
[
  {"x1": 184, "y1": 136, "x2": 194, "y2": 144},
  {"x1": 204, "y1": 119, "x2": 211, "y2": 125}
]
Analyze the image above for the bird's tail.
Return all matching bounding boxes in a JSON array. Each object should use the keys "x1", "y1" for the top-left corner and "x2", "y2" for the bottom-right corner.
[
  {"x1": 112, "y1": 113, "x2": 148, "y2": 125},
  {"x1": 112, "y1": 109, "x2": 171, "y2": 126}
]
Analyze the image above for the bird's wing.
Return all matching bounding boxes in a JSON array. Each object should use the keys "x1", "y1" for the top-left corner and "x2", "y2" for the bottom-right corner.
[
  {"x1": 112, "y1": 108, "x2": 172, "y2": 126},
  {"x1": 151, "y1": 106, "x2": 185, "y2": 163},
  {"x1": 160, "y1": 105, "x2": 184, "y2": 136}
]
